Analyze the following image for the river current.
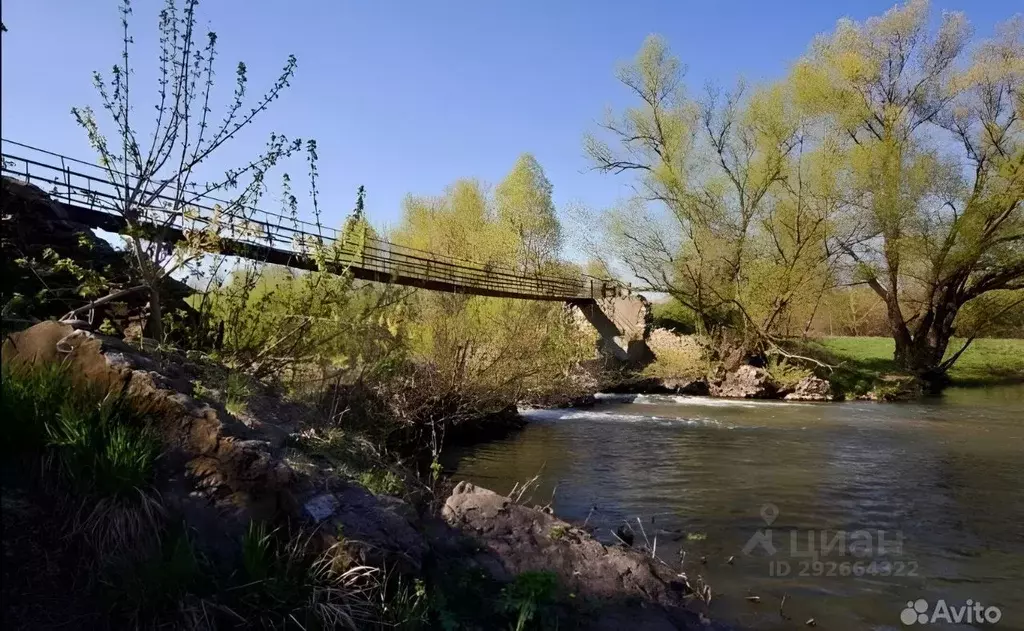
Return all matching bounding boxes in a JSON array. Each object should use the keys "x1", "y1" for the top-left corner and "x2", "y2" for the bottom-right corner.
[{"x1": 445, "y1": 386, "x2": 1024, "y2": 630}]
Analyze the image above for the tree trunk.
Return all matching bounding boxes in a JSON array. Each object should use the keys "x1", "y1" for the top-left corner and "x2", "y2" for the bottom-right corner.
[
  {"x1": 147, "y1": 283, "x2": 164, "y2": 342},
  {"x1": 893, "y1": 320, "x2": 954, "y2": 391}
]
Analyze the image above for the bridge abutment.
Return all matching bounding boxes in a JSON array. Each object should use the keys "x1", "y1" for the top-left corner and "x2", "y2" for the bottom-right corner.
[{"x1": 571, "y1": 294, "x2": 654, "y2": 365}]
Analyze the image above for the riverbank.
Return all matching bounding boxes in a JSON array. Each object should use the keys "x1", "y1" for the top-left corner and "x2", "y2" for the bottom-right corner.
[
  {"x1": 628, "y1": 329, "x2": 1024, "y2": 403},
  {"x1": 812, "y1": 336, "x2": 1024, "y2": 388},
  {"x1": 1, "y1": 321, "x2": 722, "y2": 630}
]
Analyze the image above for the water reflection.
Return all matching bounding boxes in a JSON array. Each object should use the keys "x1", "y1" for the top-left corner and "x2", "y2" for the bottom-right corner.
[{"x1": 444, "y1": 386, "x2": 1024, "y2": 630}]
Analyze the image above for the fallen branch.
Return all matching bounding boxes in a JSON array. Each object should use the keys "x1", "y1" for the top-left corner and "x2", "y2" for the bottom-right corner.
[
  {"x1": 60, "y1": 285, "x2": 148, "y2": 321},
  {"x1": 766, "y1": 342, "x2": 836, "y2": 373}
]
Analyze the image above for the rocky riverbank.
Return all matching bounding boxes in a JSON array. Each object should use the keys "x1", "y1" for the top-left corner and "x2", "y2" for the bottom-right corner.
[
  {"x1": 2, "y1": 321, "x2": 725, "y2": 629},
  {"x1": 607, "y1": 327, "x2": 930, "y2": 403}
]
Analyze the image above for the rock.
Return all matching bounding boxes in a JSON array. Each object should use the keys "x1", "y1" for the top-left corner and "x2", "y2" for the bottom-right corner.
[
  {"x1": 784, "y1": 376, "x2": 834, "y2": 401},
  {"x1": 315, "y1": 484, "x2": 427, "y2": 574},
  {"x1": 709, "y1": 365, "x2": 776, "y2": 399},
  {"x1": 442, "y1": 482, "x2": 720, "y2": 630},
  {"x1": 658, "y1": 377, "x2": 710, "y2": 395}
]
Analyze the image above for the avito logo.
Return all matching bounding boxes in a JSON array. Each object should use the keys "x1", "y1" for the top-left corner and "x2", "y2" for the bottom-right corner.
[{"x1": 901, "y1": 598, "x2": 1002, "y2": 626}]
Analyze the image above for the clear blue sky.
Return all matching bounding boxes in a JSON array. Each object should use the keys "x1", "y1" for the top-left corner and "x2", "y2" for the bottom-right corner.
[{"x1": 1, "y1": 0, "x2": 1018, "y2": 246}]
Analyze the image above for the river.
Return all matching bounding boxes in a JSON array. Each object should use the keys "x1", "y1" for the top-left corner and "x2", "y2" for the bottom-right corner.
[{"x1": 444, "y1": 386, "x2": 1024, "y2": 630}]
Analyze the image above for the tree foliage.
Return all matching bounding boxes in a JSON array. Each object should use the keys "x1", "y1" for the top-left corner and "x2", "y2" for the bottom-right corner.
[
  {"x1": 586, "y1": 35, "x2": 839, "y2": 351},
  {"x1": 588, "y1": 2, "x2": 1022, "y2": 380},
  {"x1": 495, "y1": 154, "x2": 562, "y2": 272},
  {"x1": 791, "y1": 0, "x2": 1023, "y2": 377},
  {"x1": 391, "y1": 159, "x2": 591, "y2": 410},
  {"x1": 73, "y1": 0, "x2": 310, "y2": 340}
]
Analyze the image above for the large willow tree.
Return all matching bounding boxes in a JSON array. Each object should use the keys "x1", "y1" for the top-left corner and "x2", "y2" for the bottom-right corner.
[
  {"x1": 792, "y1": 0, "x2": 1023, "y2": 381},
  {"x1": 585, "y1": 36, "x2": 841, "y2": 351},
  {"x1": 589, "y1": 2, "x2": 1022, "y2": 383}
]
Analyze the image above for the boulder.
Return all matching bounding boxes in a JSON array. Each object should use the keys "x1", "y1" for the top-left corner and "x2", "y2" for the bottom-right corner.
[
  {"x1": 658, "y1": 377, "x2": 710, "y2": 395},
  {"x1": 784, "y1": 375, "x2": 834, "y2": 401},
  {"x1": 709, "y1": 365, "x2": 776, "y2": 399},
  {"x1": 442, "y1": 482, "x2": 724, "y2": 630},
  {"x1": 302, "y1": 485, "x2": 427, "y2": 574}
]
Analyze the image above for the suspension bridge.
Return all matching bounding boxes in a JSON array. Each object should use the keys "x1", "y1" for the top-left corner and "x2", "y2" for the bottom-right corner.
[{"x1": 1, "y1": 139, "x2": 651, "y2": 360}]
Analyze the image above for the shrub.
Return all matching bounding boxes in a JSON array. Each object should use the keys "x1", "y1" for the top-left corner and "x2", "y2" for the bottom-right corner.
[
  {"x1": 643, "y1": 330, "x2": 711, "y2": 380},
  {"x1": 765, "y1": 356, "x2": 812, "y2": 391}
]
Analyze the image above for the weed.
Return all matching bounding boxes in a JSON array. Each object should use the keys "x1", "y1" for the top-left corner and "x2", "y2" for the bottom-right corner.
[
  {"x1": 45, "y1": 395, "x2": 161, "y2": 498},
  {"x1": 686, "y1": 532, "x2": 707, "y2": 542},
  {"x1": 192, "y1": 379, "x2": 213, "y2": 400},
  {"x1": 101, "y1": 525, "x2": 209, "y2": 624},
  {"x1": 293, "y1": 427, "x2": 375, "y2": 477},
  {"x1": 358, "y1": 469, "x2": 405, "y2": 496},
  {"x1": 549, "y1": 525, "x2": 569, "y2": 540},
  {"x1": 499, "y1": 570, "x2": 559, "y2": 631},
  {"x1": 1, "y1": 361, "x2": 84, "y2": 455},
  {"x1": 225, "y1": 371, "x2": 250, "y2": 416},
  {"x1": 378, "y1": 573, "x2": 429, "y2": 629}
]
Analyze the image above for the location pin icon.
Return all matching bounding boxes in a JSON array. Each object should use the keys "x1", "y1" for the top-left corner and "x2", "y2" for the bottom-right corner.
[{"x1": 760, "y1": 503, "x2": 779, "y2": 526}]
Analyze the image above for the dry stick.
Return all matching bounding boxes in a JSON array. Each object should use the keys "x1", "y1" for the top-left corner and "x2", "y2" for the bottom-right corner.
[
  {"x1": 636, "y1": 517, "x2": 651, "y2": 550},
  {"x1": 60, "y1": 284, "x2": 148, "y2": 321},
  {"x1": 582, "y1": 505, "x2": 596, "y2": 529},
  {"x1": 610, "y1": 529, "x2": 631, "y2": 547}
]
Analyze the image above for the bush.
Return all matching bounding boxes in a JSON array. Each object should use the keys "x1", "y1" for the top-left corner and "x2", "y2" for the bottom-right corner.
[
  {"x1": 651, "y1": 298, "x2": 699, "y2": 334},
  {"x1": 643, "y1": 330, "x2": 711, "y2": 380},
  {"x1": 765, "y1": 356, "x2": 812, "y2": 391}
]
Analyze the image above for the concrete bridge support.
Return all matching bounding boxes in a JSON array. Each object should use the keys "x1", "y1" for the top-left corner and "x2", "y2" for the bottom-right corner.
[{"x1": 571, "y1": 294, "x2": 654, "y2": 365}]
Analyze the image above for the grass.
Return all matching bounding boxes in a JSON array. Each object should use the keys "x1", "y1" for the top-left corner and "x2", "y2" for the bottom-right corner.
[
  {"x1": 1, "y1": 361, "x2": 161, "y2": 498},
  {"x1": 225, "y1": 371, "x2": 250, "y2": 416},
  {"x1": 816, "y1": 336, "x2": 1024, "y2": 387}
]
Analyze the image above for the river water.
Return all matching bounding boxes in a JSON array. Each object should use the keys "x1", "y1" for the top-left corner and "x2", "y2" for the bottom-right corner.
[{"x1": 444, "y1": 386, "x2": 1024, "y2": 630}]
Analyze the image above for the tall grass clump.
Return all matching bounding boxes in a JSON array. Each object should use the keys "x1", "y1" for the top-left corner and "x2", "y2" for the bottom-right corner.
[
  {"x1": 234, "y1": 521, "x2": 380, "y2": 629},
  {"x1": 1, "y1": 361, "x2": 164, "y2": 554}
]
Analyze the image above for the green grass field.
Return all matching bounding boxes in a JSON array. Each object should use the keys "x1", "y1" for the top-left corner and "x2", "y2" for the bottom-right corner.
[{"x1": 816, "y1": 337, "x2": 1024, "y2": 387}]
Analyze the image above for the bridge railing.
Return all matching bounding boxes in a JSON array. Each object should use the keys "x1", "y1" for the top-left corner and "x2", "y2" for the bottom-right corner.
[{"x1": 1, "y1": 139, "x2": 624, "y2": 301}]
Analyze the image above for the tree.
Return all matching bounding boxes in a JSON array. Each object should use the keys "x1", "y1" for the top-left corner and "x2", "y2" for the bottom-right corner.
[
  {"x1": 792, "y1": 0, "x2": 1023, "y2": 381},
  {"x1": 390, "y1": 176, "x2": 590, "y2": 410},
  {"x1": 495, "y1": 154, "x2": 562, "y2": 272},
  {"x1": 73, "y1": 0, "x2": 309, "y2": 340},
  {"x1": 585, "y1": 36, "x2": 839, "y2": 351}
]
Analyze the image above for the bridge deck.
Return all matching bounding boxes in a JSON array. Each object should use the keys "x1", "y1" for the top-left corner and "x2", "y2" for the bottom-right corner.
[{"x1": 2, "y1": 139, "x2": 620, "y2": 302}]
